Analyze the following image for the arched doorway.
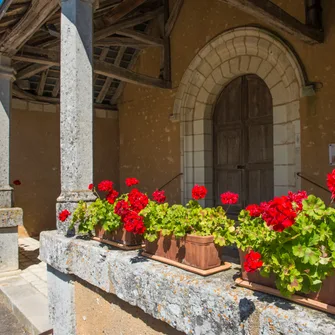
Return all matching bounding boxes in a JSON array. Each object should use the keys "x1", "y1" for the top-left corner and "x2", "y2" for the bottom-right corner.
[{"x1": 213, "y1": 74, "x2": 274, "y2": 212}]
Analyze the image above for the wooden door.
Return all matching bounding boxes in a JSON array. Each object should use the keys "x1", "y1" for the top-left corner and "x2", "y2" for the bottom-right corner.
[{"x1": 213, "y1": 75, "x2": 274, "y2": 213}]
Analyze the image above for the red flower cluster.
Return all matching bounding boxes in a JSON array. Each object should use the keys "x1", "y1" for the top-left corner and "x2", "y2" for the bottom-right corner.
[
  {"x1": 106, "y1": 189, "x2": 119, "y2": 204},
  {"x1": 128, "y1": 188, "x2": 148, "y2": 213},
  {"x1": 58, "y1": 209, "x2": 71, "y2": 222},
  {"x1": 192, "y1": 185, "x2": 207, "y2": 200},
  {"x1": 327, "y1": 169, "x2": 335, "y2": 199},
  {"x1": 98, "y1": 180, "x2": 114, "y2": 192},
  {"x1": 262, "y1": 196, "x2": 297, "y2": 232},
  {"x1": 123, "y1": 211, "x2": 146, "y2": 234},
  {"x1": 88, "y1": 183, "x2": 94, "y2": 190},
  {"x1": 13, "y1": 180, "x2": 21, "y2": 186},
  {"x1": 244, "y1": 250, "x2": 263, "y2": 273},
  {"x1": 114, "y1": 200, "x2": 129, "y2": 217},
  {"x1": 220, "y1": 192, "x2": 239, "y2": 205},
  {"x1": 152, "y1": 189, "x2": 166, "y2": 203},
  {"x1": 246, "y1": 204, "x2": 262, "y2": 217},
  {"x1": 288, "y1": 190, "x2": 307, "y2": 211},
  {"x1": 125, "y1": 178, "x2": 139, "y2": 187}
]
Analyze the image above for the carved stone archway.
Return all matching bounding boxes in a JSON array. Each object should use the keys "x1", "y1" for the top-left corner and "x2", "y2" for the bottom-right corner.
[{"x1": 172, "y1": 27, "x2": 308, "y2": 206}]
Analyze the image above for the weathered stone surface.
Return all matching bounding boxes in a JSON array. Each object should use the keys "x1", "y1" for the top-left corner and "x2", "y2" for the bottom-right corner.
[
  {"x1": 0, "y1": 208, "x2": 23, "y2": 228},
  {"x1": 47, "y1": 265, "x2": 76, "y2": 335},
  {"x1": 40, "y1": 231, "x2": 335, "y2": 335},
  {"x1": 0, "y1": 227, "x2": 18, "y2": 272}
]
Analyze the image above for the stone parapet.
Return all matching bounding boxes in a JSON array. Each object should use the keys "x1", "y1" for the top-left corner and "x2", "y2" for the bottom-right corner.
[
  {"x1": 0, "y1": 208, "x2": 23, "y2": 228},
  {"x1": 40, "y1": 231, "x2": 335, "y2": 335}
]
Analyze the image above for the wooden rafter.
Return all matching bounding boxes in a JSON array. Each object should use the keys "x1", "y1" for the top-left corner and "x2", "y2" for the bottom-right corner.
[
  {"x1": 219, "y1": 0, "x2": 324, "y2": 44},
  {"x1": 104, "y1": 0, "x2": 147, "y2": 24},
  {"x1": 0, "y1": 0, "x2": 59, "y2": 56},
  {"x1": 117, "y1": 29, "x2": 164, "y2": 46},
  {"x1": 165, "y1": 0, "x2": 183, "y2": 37},
  {"x1": 0, "y1": 0, "x2": 15, "y2": 21},
  {"x1": 95, "y1": 6, "x2": 163, "y2": 41},
  {"x1": 16, "y1": 64, "x2": 51, "y2": 80},
  {"x1": 94, "y1": 37, "x2": 153, "y2": 48},
  {"x1": 52, "y1": 78, "x2": 60, "y2": 98},
  {"x1": 37, "y1": 69, "x2": 49, "y2": 96}
]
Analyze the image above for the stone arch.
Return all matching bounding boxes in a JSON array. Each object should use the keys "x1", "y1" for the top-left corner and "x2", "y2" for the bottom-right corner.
[{"x1": 173, "y1": 27, "x2": 307, "y2": 206}]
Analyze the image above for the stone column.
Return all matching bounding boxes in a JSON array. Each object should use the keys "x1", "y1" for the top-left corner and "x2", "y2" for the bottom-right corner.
[
  {"x1": 0, "y1": 55, "x2": 22, "y2": 274},
  {"x1": 57, "y1": 0, "x2": 96, "y2": 235}
]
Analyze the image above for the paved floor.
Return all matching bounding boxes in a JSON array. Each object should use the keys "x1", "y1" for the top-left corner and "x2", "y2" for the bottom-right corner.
[
  {"x1": 19, "y1": 237, "x2": 48, "y2": 297},
  {"x1": 0, "y1": 301, "x2": 28, "y2": 335}
]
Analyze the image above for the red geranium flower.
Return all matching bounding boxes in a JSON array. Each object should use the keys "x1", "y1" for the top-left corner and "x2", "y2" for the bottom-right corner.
[
  {"x1": 327, "y1": 170, "x2": 335, "y2": 199},
  {"x1": 88, "y1": 183, "x2": 94, "y2": 190},
  {"x1": 261, "y1": 196, "x2": 297, "y2": 232},
  {"x1": 13, "y1": 180, "x2": 21, "y2": 186},
  {"x1": 128, "y1": 188, "x2": 148, "y2": 213},
  {"x1": 114, "y1": 200, "x2": 130, "y2": 217},
  {"x1": 246, "y1": 204, "x2": 262, "y2": 217},
  {"x1": 288, "y1": 190, "x2": 308, "y2": 211},
  {"x1": 220, "y1": 191, "x2": 239, "y2": 205},
  {"x1": 192, "y1": 185, "x2": 207, "y2": 200},
  {"x1": 122, "y1": 211, "x2": 146, "y2": 235},
  {"x1": 58, "y1": 209, "x2": 71, "y2": 222},
  {"x1": 98, "y1": 180, "x2": 114, "y2": 192},
  {"x1": 244, "y1": 250, "x2": 263, "y2": 273},
  {"x1": 106, "y1": 189, "x2": 119, "y2": 204},
  {"x1": 125, "y1": 178, "x2": 139, "y2": 187},
  {"x1": 152, "y1": 189, "x2": 166, "y2": 203}
]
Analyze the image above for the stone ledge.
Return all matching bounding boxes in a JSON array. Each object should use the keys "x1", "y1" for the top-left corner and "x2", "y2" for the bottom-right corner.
[
  {"x1": 40, "y1": 231, "x2": 335, "y2": 335},
  {"x1": 0, "y1": 208, "x2": 23, "y2": 228}
]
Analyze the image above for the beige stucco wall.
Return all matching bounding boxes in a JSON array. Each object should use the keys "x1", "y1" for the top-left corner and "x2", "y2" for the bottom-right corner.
[
  {"x1": 118, "y1": 0, "x2": 335, "y2": 203},
  {"x1": 75, "y1": 279, "x2": 184, "y2": 335},
  {"x1": 11, "y1": 101, "x2": 119, "y2": 236}
]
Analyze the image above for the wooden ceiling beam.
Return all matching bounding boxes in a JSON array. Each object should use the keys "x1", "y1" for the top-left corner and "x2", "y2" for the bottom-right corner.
[
  {"x1": 37, "y1": 69, "x2": 49, "y2": 96},
  {"x1": 117, "y1": 28, "x2": 163, "y2": 46},
  {"x1": 0, "y1": 0, "x2": 15, "y2": 21},
  {"x1": 95, "y1": 6, "x2": 164, "y2": 41},
  {"x1": 165, "y1": 0, "x2": 183, "y2": 37},
  {"x1": 94, "y1": 37, "x2": 151, "y2": 48},
  {"x1": 94, "y1": 60, "x2": 169, "y2": 89},
  {"x1": 219, "y1": 0, "x2": 324, "y2": 44},
  {"x1": 0, "y1": 0, "x2": 59, "y2": 56},
  {"x1": 104, "y1": 0, "x2": 147, "y2": 25},
  {"x1": 16, "y1": 64, "x2": 51, "y2": 80}
]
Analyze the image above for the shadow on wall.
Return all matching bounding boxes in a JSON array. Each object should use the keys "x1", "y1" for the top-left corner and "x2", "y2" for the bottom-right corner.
[{"x1": 10, "y1": 105, "x2": 119, "y2": 237}]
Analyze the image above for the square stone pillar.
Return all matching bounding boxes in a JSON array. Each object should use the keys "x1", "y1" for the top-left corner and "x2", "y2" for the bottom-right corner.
[
  {"x1": 57, "y1": 0, "x2": 96, "y2": 235},
  {"x1": 0, "y1": 55, "x2": 22, "y2": 274}
]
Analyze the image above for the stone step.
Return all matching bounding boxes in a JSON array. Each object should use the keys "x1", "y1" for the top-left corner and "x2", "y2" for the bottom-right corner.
[{"x1": 0, "y1": 276, "x2": 52, "y2": 335}]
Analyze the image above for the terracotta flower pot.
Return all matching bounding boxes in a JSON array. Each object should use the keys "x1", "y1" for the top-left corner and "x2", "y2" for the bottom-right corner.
[
  {"x1": 94, "y1": 224, "x2": 143, "y2": 246},
  {"x1": 239, "y1": 249, "x2": 335, "y2": 306},
  {"x1": 145, "y1": 233, "x2": 223, "y2": 270}
]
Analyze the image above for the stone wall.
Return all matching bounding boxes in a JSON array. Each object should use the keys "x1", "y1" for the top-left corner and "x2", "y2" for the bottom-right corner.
[
  {"x1": 118, "y1": 0, "x2": 335, "y2": 203},
  {"x1": 11, "y1": 100, "x2": 119, "y2": 236}
]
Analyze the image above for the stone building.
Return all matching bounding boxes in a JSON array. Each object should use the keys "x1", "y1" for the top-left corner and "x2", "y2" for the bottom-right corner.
[{"x1": 1, "y1": 0, "x2": 335, "y2": 334}]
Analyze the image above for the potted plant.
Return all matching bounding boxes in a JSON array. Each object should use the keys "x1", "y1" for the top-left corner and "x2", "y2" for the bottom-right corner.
[
  {"x1": 141, "y1": 185, "x2": 237, "y2": 275},
  {"x1": 236, "y1": 170, "x2": 335, "y2": 312},
  {"x1": 62, "y1": 178, "x2": 149, "y2": 249}
]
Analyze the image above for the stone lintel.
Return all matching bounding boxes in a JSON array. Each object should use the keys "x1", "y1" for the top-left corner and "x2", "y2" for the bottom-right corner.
[
  {"x1": 40, "y1": 230, "x2": 335, "y2": 335},
  {"x1": 0, "y1": 208, "x2": 23, "y2": 228}
]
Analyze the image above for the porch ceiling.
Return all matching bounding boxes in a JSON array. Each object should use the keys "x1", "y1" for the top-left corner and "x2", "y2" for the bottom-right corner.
[{"x1": 0, "y1": 0, "x2": 165, "y2": 109}]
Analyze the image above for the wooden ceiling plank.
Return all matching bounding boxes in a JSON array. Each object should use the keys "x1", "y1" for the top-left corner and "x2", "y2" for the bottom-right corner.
[
  {"x1": 117, "y1": 28, "x2": 163, "y2": 46},
  {"x1": 16, "y1": 64, "x2": 51, "y2": 80},
  {"x1": 0, "y1": 0, "x2": 59, "y2": 56},
  {"x1": 104, "y1": 0, "x2": 146, "y2": 25},
  {"x1": 94, "y1": 37, "x2": 151, "y2": 48},
  {"x1": 165, "y1": 0, "x2": 183, "y2": 37},
  {"x1": 95, "y1": 6, "x2": 163, "y2": 41},
  {"x1": 37, "y1": 69, "x2": 49, "y2": 96},
  {"x1": 93, "y1": 47, "x2": 109, "y2": 83},
  {"x1": 52, "y1": 78, "x2": 60, "y2": 98},
  {"x1": 219, "y1": 0, "x2": 324, "y2": 44}
]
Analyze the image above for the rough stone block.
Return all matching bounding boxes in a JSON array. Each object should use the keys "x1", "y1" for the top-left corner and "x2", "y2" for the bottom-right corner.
[
  {"x1": 0, "y1": 208, "x2": 23, "y2": 228},
  {"x1": 0, "y1": 227, "x2": 18, "y2": 272}
]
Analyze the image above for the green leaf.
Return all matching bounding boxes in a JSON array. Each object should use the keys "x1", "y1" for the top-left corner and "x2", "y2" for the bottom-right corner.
[{"x1": 292, "y1": 244, "x2": 305, "y2": 258}]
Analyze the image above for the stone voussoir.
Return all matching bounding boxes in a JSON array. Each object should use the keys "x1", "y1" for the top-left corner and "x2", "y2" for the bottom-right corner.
[
  {"x1": 0, "y1": 208, "x2": 23, "y2": 228},
  {"x1": 40, "y1": 230, "x2": 335, "y2": 335}
]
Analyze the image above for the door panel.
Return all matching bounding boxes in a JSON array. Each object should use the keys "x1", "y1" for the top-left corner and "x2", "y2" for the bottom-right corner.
[{"x1": 214, "y1": 74, "x2": 274, "y2": 210}]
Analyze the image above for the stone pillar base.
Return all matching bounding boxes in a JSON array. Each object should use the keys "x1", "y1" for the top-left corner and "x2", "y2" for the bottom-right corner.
[
  {"x1": 0, "y1": 208, "x2": 23, "y2": 273},
  {"x1": 56, "y1": 191, "x2": 96, "y2": 236}
]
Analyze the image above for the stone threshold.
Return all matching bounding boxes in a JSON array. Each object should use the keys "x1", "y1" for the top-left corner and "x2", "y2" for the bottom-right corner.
[
  {"x1": 40, "y1": 231, "x2": 335, "y2": 335},
  {"x1": 0, "y1": 276, "x2": 52, "y2": 335}
]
